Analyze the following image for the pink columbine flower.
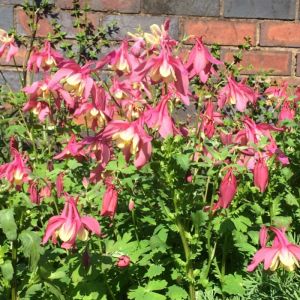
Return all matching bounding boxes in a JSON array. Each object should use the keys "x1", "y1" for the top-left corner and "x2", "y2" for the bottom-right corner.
[
  {"x1": 27, "y1": 41, "x2": 64, "y2": 72},
  {"x1": 144, "y1": 95, "x2": 180, "y2": 138},
  {"x1": 265, "y1": 82, "x2": 288, "y2": 108},
  {"x1": 128, "y1": 19, "x2": 176, "y2": 50},
  {"x1": 213, "y1": 168, "x2": 237, "y2": 210},
  {"x1": 185, "y1": 37, "x2": 222, "y2": 83},
  {"x1": 101, "y1": 183, "x2": 118, "y2": 218},
  {"x1": 110, "y1": 40, "x2": 138, "y2": 74},
  {"x1": 0, "y1": 29, "x2": 18, "y2": 62},
  {"x1": 0, "y1": 148, "x2": 30, "y2": 188},
  {"x1": 220, "y1": 131, "x2": 233, "y2": 145},
  {"x1": 134, "y1": 46, "x2": 190, "y2": 105},
  {"x1": 103, "y1": 118, "x2": 152, "y2": 169},
  {"x1": 128, "y1": 200, "x2": 135, "y2": 211},
  {"x1": 48, "y1": 61, "x2": 95, "y2": 107},
  {"x1": 23, "y1": 77, "x2": 61, "y2": 121},
  {"x1": 54, "y1": 134, "x2": 85, "y2": 160},
  {"x1": 23, "y1": 99, "x2": 50, "y2": 122},
  {"x1": 116, "y1": 255, "x2": 130, "y2": 268},
  {"x1": 56, "y1": 172, "x2": 64, "y2": 198},
  {"x1": 73, "y1": 102, "x2": 107, "y2": 131},
  {"x1": 42, "y1": 195, "x2": 101, "y2": 249},
  {"x1": 200, "y1": 101, "x2": 215, "y2": 139},
  {"x1": 278, "y1": 101, "x2": 295, "y2": 123},
  {"x1": 218, "y1": 77, "x2": 259, "y2": 112},
  {"x1": 248, "y1": 226, "x2": 300, "y2": 272},
  {"x1": 253, "y1": 157, "x2": 268, "y2": 193},
  {"x1": 28, "y1": 181, "x2": 40, "y2": 204}
]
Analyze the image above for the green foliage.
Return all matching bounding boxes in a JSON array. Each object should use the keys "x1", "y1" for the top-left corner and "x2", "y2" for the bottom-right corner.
[
  {"x1": 19, "y1": 230, "x2": 44, "y2": 270},
  {"x1": 1, "y1": 2, "x2": 300, "y2": 299},
  {"x1": 0, "y1": 209, "x2": 17, "y2": 241}
]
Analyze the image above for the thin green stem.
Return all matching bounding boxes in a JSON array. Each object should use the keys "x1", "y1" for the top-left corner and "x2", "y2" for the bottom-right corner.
[
  {"x1": 11, "y1": 240, "x2": 17, "y2": 300},
  {"x1": 221, "y1": 234, "x2": 228, "y2": 280},
  {"x1": 97, "y1": 241, "x2": 116, "y2": 300},
  {"x1": 202, "y1": 176, "x2": 218, "y2": 281},
  {"x1": 173, "y1": 192, "x2": 196, "y2": 300},
  {"x1": 17, "y1": 108, "x2": 38, "y2": 164}
]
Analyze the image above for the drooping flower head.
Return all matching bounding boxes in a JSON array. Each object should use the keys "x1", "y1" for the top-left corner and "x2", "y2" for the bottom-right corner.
[
  {"x1": 101, "y1": 182, "x2": 118, "y2": 218},
  {"x1": 213, "y1": 168, "x2": 237, "y2": 210},
  {"x1": 54, "y1": 134, "x2": 85, "y2": 160},
  {"x1": 0, "y1": 148, "x2": 30, "y2": 188},
  {"x1": 42, "y1": 195, "x2": 101, "y2": 249},
  {"x1": 116, "y1": 255, "x2": 130, "y2": 268},
  {"x1": 144, "y1": 95, "x2": 180, "y2": 138},
  {"x1": 134, "y1": 45, "x2": 190, "y2": 105},
  {"x1": 49, "y1": 61, "x2": 95, "y2": 108},
  {"x1": 185, "y1": 37, "x2": 222, "y2": 83},
  {"x1": 253, "y1": 156, "x2": 268, "y2": 193},
  {"x1": 27, "y1": 40, "x2": 64, "y2": 72},
  {"x1": 103, "y1": 118, "x2": 152, "y2": 169},
  {"x1": 278, "y1": 101, "x2": 295, "y2": 123},
  {"x1": 218, "y1": 77, "x2": 259, "y2": 112},
  {"x1": 0, "y1": 29, "x2": 18, "y2": 62},
  {"x1": 265, "y1": 82, "x2": 288, "y2": 108},
  {"x1": 248, "y1": 226, "x2": 300, "y2": 272}
]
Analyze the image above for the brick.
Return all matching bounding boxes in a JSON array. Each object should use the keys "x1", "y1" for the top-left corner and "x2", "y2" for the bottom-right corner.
[
  {"x1": 1, "y1": 0, "x2": 23, "y2": 4},
  {"x1": 222, "y1": 50, "x2": 291, "y2": 76},
  {"x1": 0, "y1": 46, "x2": 26, "y2": 67},
  {"x1": 182, "y1": 19, "x2": 256, "y2": 46},
  {"x1": 268, "y1": 76, "x2": 300, "y2": 86},
  {"x1": 58, "y1": 11, "x2": 102, "y2": 38},
  {"x1": 0, "y1": 5, "x2": 14, "y2": 31},
  {"x1": 260, "y1": 22, "x2": 300, "y2": 47},
  {"x1": 224, "y1": 0, "x2": 296, "y2": 20},
  {"x1": 296, "y1": 54, "x2": 300, "y2": 76},
  {"x1": 143, "y1": 0, "x2": 219, "y2": 16},
  {"x1": 102, "y1": 15, "x2": 179, "y2": 40},
  {"x1": 16, "y1": 7, "x2": 102, "y2": 38},
  {"x1": 57, "y1": 0, "x2": 141, "y2": 13},
  {"x1": 0, "y1": 70, "x2": 22, "y2": 91},
  {"x1": 16, "y1": 7, "x2": 54, "y2": 37}
]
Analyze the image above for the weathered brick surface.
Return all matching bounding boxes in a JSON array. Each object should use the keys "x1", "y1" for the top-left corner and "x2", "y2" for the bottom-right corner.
[
  {"x1": 15, "y1": 7, "x2": 101, "y2": 38},
  {"x1": 57, "y1": 0, "x2": 141, "y2": 13},
  {"x1": 224, "y1": 0, "x2": 296, "y2": 20},
  {"x1": 143, "y1": 0, "x2": 219, "y2": 16},
  {"x1": 1, "y1": 0, "x2": 23, "y2": 4},
  {"x1": 58, "y1": 11, "x2": 101, "y2": 38},
  {"x1": 0, "y1": 0, "x2": 300, "y2": 82},
  {"x1": 269, "y1": 76, "x2": 300, "y2": 85},
  {"x1": 296, "y1": 54, "x2": 300, "y2": 77},
  {"x1": 102, "y1": 15, "x2": 179, "y2": 40},
  {"x1": 260, "y1": 22, "x2": 300, "y2": 47},
  {"x1": 183, "y1": 19, "x2": 257, "y2": 45},
  {"x1": 16, "y1": 7, "x2": 54, "y2": 37},
  {"x1": 0, "y1": 70, "x2": 21, "y2": 91},
  {"x1": 222, "y1": 50, "x2": 291, "y2": 75},
  {"x1": 0, "y1": 5, "x2": 14, "y2": 31}
]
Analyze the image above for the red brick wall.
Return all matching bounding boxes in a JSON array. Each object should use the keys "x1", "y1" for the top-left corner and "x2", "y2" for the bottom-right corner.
[{"x1": 1, "y1": 0, "x2": 300, "y2": 86}]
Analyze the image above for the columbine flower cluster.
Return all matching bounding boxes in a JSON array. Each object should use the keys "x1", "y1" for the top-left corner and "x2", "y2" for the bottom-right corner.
[{"x1": 0, "y1": 20, "x2": 299, "y2": 272}]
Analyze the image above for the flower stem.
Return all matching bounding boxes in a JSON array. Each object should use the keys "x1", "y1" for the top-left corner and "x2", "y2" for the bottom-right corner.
[
  {"x1": 98, "y1": 241, "x2": 116, "y2": 300},
  {"x1": 11, "y1": 240, "x2": 17, "y2": 300},
  {"x1": 173, "y1": 192, "x2": 196, "y2": 300}
]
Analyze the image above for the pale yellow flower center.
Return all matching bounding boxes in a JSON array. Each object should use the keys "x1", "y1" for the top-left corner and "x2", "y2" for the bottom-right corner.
[
  {"x1": 62, "y1": 73, "x2": 84, "y2": 97},
  {"x1": 112, "y1": 128, "x2": 139, "y2": 155},
  {"x1": 58, "y1": 222, "x2": 76, "y2": 242},
  {"x1": 270, "y1": 249, "x2": 299, "y2": 272},
  {"x1": 13, "y1": 169, "x2": 24, "y2": 185}
]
